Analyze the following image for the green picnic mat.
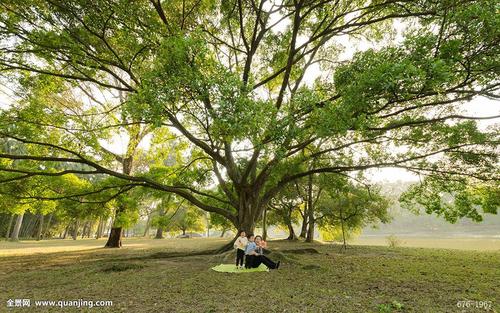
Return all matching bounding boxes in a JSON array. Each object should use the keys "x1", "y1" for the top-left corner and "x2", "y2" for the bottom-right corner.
[{"x1": 211, "y1": 264, "x2": 269, "y2": 273}]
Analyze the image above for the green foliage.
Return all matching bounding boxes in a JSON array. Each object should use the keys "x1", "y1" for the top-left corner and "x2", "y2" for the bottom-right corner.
[
  {"x1": 316, "y1": 176, "x2": 391, "y2": 234},
  {"x1": 0, "y1": 0, "x2": 498, "y2": 234},
  {"x1": 400, "y1": 178, "x2": 499, "y2": 222}
]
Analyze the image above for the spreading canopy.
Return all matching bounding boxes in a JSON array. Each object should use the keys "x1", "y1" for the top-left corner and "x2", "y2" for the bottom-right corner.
[{"x1": 0, "y1": 0, "x2": 498, "y2": 233}]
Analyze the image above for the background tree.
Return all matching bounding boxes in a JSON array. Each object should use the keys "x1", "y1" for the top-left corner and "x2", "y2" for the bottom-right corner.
[
  {"x1": 316, "y1": 176, "x2": 391, "y2": 249},
  {"x1": 171, "y1": 206, "x2": 205, "y2": 236},
  {"x1": 210, "y1": 213, "x2": 235, "y2": 238}
]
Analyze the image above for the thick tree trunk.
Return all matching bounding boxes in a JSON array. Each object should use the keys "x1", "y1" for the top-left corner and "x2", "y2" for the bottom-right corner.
[
  {"x1": 104, "y1": 206, "x2": 125, "y2": 248},
  {"x1": 217, "y1": 208, "x2": 257, "y2": 253},
  {"x1": 10, "y1": 213, "x2": 24, "y2": 241},
  {"x1": 155, "y1": 227, "x2": 164, "y2": 239},
  {"x1": 36, "y1": 213, "x2": 44, "y2": 241},
  {"x1": 105, "y1": 227, "x2": 123, "y2": 248},
  {"x1": 306, "y1": 174, "x2": 315, "y2": 243},
  {"x1": 5, "y1": 214, "x2": 14, "y2": 239}
]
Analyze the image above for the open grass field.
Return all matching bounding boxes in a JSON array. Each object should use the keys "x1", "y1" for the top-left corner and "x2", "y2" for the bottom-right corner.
[
  {"x1": 1, "y1": 238, "x2": 499, "y2": 313},
  {"x1": 350, "y1": 236, "x2": 500, "y2": 251}
]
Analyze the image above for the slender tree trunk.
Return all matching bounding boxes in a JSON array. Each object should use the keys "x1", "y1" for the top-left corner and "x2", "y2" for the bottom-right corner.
[
  {"x1": 286, "y1": 222, "x2": 297, "y2": 240},
  {"x1": 10, "y1": 213, "x2": 24, "y2": 241},
  {"x1": 306, "y1": 174, "x2": 315, "y2": 243},
  {"x1": 21, "y1": 214, "x2": 36, "y2": 238},
  {"x1": 299, "y1": 213, "x2": 308, "y2": 238},
  {"x1": 262, "y1": 207, "x2": 268, "y2": 241},
  {"x1": 36, "y1": 213, "x2": 44, "y2": 241},
  {"x1": 44, "y1": 213, "x2": 53, "y2": 238},
  {"x1": 62, "y1": 224, "x2": 69, "y2": 239},
  {"x1": 96, "y1": 217, "x2": 104, "y2": 239},
  {"x1": 71, "y1": 220, "x2": 79, "y2": 240},
  {"x1": 86, "y1": 220, "x2": 94, "y2": 238},
  {"x1": 154, "y1": 206, "x2": 165, "y2": 239},
  {"x1": 80, "y1": 221, "x2": 87, "y2": 239},
  {"x1": 340, "y1": 208, "x2": 347, "y2": 251},
  {"x1": 5, "y1": 214, "x2": 14, "y2": 239},
  {"x1": 30, "y1": 215, "x2": 39, "y2": 238},
  {"x1": 220, "y1": 228, "x2": 226, "y2": 238},
  {"x1": 100, "y1": 218, "x2": 107, "y2": 238},
  {"x1": 143, "y1": 212, "x2": 152, "y2": 237}
]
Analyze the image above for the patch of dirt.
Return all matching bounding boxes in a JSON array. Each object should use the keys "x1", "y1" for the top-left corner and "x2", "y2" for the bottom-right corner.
[
  {"x1": 101, "y1": 262, "x2": 144, "y2": 272},
  {"x1": 280, "y1": 248, "x2": 320, "y2": 254}
]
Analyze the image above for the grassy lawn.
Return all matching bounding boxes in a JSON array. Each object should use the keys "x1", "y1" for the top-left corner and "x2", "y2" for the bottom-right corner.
[
  {"x1": 350, "y1": 236, "x2": 500, "y2": 251},
  {"x1": 1, "y1": 238, "x2": 499, "y2": 313}
]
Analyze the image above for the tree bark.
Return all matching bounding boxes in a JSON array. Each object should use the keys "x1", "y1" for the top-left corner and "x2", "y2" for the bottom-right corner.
[
  {"x1": 262, "y1": 206, "x2": 268, "y2": 241},
  {"x1": 10, "y1": 213, "x2": 24, "y2": 241},
  {"x1": 36, "y1": 213, "x2": 44, "y2": 241},
  {"x1": 81, "y1": 221, "x2": 88, "y2": 239},
  {"x1": 340, "y1": 207, "x2": 347, "y2": 251},
  {"x1": 104, "y1": 207, "x2": 124, "y2": 247},
  {"x1": 286, "y1": 222, "x2": 297, "y2": 240},
  {"x1": 306, "y1": 174, "x2": 315, "y2": 243},
  {"x1": 105, "y1": 227, "x2": 122, "y2": 248},
  {"x1": 96, "y1": 217, "x2": 104, "y2": 239},
  {"x1": 220, "y1": 228, "x2": 226, "y2": 237},
  {"x1": 155, "y1": 227, "x2": 164, "y2": 239},
  {"x1": 21, "y1": 214, "x2": 35, "y2": 238},
  {"x1": 71, "y1": 220, "x2": 79, "y2": 240},
  {"x1": 217, "y1": 207, "x2": 257, "y2": 253},
  {"x1": 299, "y1": 213, "x2": 308, "y2": 238},
  {"x1": 104, "y1": 156, "x2": 133, "y2": 248},
  {"x1": 5, "y1": 214, "x2": 14, "y2": 239},
  {"x1": 43, "y1": 213, "x2": 53, "y2": 238},
  {"x1": 62, "y1": 224, "x2": 69, "y2": 239}
]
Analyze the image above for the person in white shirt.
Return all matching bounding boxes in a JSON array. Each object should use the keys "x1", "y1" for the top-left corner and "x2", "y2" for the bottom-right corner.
[{"x1": 233, "y1": 231, "x2": 248, "y2": 269}]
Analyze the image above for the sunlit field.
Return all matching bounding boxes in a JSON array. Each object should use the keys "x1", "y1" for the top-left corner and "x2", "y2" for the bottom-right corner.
[
  {"x1": 350, "y1": 235, "x2": 500, "y2": 251},
  {"x1": 1, "y1": 238, "x2": 499, "y2": 312}
]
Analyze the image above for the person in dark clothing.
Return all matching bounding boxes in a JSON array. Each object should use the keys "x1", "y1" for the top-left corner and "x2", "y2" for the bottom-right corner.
[{"x1": 245, "y1": 235, "x2": 280, "y2": 270}]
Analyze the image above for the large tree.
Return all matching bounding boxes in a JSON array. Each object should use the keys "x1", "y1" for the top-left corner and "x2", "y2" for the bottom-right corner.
[{"x1": 0, "y1": 0, "x2": 498, "y2": 249}]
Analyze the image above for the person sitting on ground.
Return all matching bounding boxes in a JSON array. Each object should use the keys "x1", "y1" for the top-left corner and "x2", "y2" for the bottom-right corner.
[
  {"x1": 257, "y1": 237, "x2": 267, "y2": 249},
  {"x1": 245, "y1": 235, "x2": 280, "y2": 270},
  {"x1": 244, "y1": 234, "x2": 257, "y2": 269},
  {"x1": 233, "y1": 230, "x2": 248, "y2": 269}
]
